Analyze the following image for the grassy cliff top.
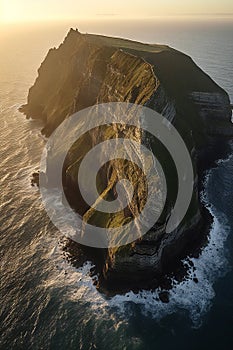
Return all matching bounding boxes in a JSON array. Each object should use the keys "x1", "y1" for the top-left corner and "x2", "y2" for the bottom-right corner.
[
  {"x1": 85, "y1": 32, "x2": 170, "y2": 53},
  {"x1": 66, "y1": 28, "x2": 227, "y2": 97}
]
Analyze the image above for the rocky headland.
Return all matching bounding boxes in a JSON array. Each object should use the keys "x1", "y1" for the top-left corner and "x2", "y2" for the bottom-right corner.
[{"x1": 20, "y1": 29, "x2": 233, "y2": 295}]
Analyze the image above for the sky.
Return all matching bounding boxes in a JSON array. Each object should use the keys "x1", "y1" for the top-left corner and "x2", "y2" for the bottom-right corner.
[{"x1": 1, "y1": 0, "x2": 233, "y2": 23}]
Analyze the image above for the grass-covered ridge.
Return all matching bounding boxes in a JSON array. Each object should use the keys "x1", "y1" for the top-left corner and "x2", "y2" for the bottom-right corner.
[{"x1": 20, "y1": 29, "x2": 233, "y2": 289}]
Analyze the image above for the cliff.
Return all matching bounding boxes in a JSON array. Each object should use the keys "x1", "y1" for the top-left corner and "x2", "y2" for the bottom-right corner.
[{"x1": 20, "y1": 29, "x2": 233, "y2": 292}]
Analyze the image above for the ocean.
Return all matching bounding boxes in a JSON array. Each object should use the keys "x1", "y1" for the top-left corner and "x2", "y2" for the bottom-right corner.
[{"x1": 0, "y1": 18, "x2": 233, "y2": 349}]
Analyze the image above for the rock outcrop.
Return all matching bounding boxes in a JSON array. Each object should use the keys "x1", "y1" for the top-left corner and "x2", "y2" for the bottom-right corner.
[{"x1": 20, "y1": 29, "x2": 233, "y2": 291}]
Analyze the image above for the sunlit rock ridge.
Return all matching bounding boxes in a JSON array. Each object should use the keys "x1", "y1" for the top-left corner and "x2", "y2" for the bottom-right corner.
[{"x1": 21, "y1": 28, "x2": 233, "y2": 292}]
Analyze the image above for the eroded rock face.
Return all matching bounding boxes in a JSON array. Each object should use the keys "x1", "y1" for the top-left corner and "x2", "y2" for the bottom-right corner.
[
  {"x1": 20, "y1": 29, "x2": 233, "y2": 290},
  {"x1": 189, "y1": 91, "x2": 233, "y2": 135}
]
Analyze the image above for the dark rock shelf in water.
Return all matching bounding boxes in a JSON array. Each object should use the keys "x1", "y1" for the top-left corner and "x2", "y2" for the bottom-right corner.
[{"x1": 21, "y1": 28, "x2": 233, "y2": 294}]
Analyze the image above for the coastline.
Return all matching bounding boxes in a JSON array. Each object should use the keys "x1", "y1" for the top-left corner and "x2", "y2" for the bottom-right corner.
[
  {"x1": 1, "y1": 19, "x2": 233, "y2": 348},
  {"x1": 20, "y1": 30, "x2": 233, "y2": 295},
  {"x1": 60, "y1": 181, "x2": 213, "y2": 299}
]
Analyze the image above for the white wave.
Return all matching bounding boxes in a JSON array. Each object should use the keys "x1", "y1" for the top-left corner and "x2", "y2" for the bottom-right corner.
[
  {"x1": 216, "y1": 140, "x2": 233, "y2": 165},
  {"x1": 109, "y1": 207, "x2": 230, "y2": 328},
  {"x1": 45, "y1": 245, "x2": 114, "y2": 315},
  {"x1": 16, "y1": 164, "x2": 40, "y2": 192},
  {"x1": 216, "y1": 152, "x2": 233, "y2": 165},
  {"x1": 45, "y1": 200, "x2": 229, "y2": 328},
  {"x1": 41, "y1": 158, "x2": 231, "y2": 328}
]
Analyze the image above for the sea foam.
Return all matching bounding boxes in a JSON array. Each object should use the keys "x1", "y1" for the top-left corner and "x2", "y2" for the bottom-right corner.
[{"x1": 44, "y1": 165, "x2": 230, "y2": 328}]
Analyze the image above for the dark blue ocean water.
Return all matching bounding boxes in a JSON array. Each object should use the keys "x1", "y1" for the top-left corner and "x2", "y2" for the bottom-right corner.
[{"x1": 0, "y1": 19, "x2": 233, "y2": 349}]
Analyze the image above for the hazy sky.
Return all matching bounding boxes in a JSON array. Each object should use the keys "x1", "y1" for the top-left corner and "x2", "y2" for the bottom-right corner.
[{"x1": 1, "y1": 0, "x2": 233, "y2": 23}]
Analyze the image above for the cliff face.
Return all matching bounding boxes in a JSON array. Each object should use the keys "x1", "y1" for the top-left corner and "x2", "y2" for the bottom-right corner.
[{"x1": 21, "y1": 29, "x2": 233, "y2": 290}]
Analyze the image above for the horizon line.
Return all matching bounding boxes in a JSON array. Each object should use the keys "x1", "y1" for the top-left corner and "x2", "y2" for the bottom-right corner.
[{"x1": 1, "y1": 13, "x2": 233, "y2": 25}]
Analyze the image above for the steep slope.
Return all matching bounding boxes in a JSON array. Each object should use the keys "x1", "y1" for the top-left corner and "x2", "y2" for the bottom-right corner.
[{"x1": 20, "y1": 29, "x2": 233, "y2": 291}]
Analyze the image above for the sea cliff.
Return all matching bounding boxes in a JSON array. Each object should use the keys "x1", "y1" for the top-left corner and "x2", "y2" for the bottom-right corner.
[{"x1": 20, "y1": 29, "x2": 233, "y2": 292}]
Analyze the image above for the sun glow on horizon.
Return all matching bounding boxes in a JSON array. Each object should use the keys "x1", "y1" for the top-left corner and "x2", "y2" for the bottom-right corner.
[{"x1": 1, "y1": 0, "x2": 233, "y2": 24}]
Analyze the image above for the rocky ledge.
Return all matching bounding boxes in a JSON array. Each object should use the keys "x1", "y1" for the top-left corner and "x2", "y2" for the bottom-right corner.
[{"x1": 20, "y1": 29, "x2": 233, "y2": 293}]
